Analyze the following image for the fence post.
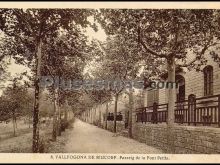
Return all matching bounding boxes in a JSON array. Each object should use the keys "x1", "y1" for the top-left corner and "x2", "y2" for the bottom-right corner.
[
  {"x1": 188, "y1": 96, "x2": 190, "y2": 125},
  {"x1": 218, "y1": 95, "x2": 220, "y2": 128},
  {"x1": 153, "y1": 102, "x2": 158, "y2": 124},
  {"x1": 188, "y1": 94, "x2": 196, "y2": 126},
  {"x1": 193, "y1": 97, "x2": 197, "y2": 126}
]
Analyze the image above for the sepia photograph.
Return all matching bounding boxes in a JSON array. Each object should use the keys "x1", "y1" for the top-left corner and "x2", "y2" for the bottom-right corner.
[{"x1": 0, "y1": 1, "x2": 220, "y2": 163}]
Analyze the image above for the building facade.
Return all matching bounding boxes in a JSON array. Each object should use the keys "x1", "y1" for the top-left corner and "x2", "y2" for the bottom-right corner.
[{"x1": 144, "y1": 54, "x2": 220, "y2": 107}]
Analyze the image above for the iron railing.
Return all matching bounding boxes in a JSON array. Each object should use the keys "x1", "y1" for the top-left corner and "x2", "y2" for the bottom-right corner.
[
  {"x1": 136, "y1": 94, "x2": 220, "y2": 127},
  {"x1": 106, "y1": 112, "x2": 123, "y2": 121}
]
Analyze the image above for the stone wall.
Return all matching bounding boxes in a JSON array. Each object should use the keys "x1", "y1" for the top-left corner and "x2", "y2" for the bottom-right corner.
[
  {"x1": 104, "y1": 121, "x2": 125, "y2": 133},
  {"x1": 132, "y1": 122, "x2": 220, "y2": 154}
]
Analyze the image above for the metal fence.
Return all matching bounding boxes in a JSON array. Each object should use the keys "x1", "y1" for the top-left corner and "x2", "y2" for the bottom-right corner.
[
  {"x1": 135, "y1": 94, "x2": 220, "y2": 127},
  {"x1": 106, "y1": 112, "x2": 123, "y2": 121}
]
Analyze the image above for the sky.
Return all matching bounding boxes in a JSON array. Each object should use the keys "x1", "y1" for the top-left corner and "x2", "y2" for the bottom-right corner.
[{"x1": 85, "y1": 21, "x2": 107, "y2": 42}]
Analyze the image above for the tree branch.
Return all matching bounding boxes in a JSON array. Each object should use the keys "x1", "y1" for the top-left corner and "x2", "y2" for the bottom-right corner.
[
  {"x1": 45, "y1": 65, "x2": 55, "y2": 79},
  {"x1": 13, "y1": 9, "x2": 33, "y2": 34},
  {"x1": 139, "y1": 39, "x2": 168, "y2": 59},
  {"x1": 178, "y1": 42, "x2": 220, "y2": 67},
  {"x1": 138, "y1": 26, "x2": 168, "y2": 59}
]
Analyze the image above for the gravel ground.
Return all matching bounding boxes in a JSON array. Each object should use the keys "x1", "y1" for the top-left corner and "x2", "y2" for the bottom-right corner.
[{"x1": 60, "y1": 119, "x2": 163, "y2": 154}]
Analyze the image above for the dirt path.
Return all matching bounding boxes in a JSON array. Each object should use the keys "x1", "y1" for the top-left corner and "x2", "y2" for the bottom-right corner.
[{"x1": 63, "y1": 119, "x2": 163, "y2": 154}]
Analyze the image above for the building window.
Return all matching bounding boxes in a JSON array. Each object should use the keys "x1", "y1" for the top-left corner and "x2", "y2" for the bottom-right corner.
[
  {"x1": 147, "y1": 89, "x2": 159, "y2": 107},
  {"x1": 203, "y1": 65, "x2": 213, "y2": 96},
  {"x1": 176, "y1": 75, "x2": 185, "y2": 102}
]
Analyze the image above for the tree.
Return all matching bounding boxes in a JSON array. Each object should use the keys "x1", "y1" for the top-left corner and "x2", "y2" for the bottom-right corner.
[
  {"x1": 98, "y1": 9, "x2": 220, "y2": 152},
  {"x1": 0, "y1": 78, "x2": 33, "y2": 136},
  {"x1": 0, "y1": 34, "x2": 14, "y2": 91},
  {"x1": 0, "y1": 8, "x2": 94, "y2": 152},
  {"x1": 91, "y1": 34, "x2": 144, "y2": 134},
  {"x1": 85, "y1": 89, "x2": 112, "y2": 125},
  {"x1": 41, "y1": 26, "x2": 90, "y2": 140}
]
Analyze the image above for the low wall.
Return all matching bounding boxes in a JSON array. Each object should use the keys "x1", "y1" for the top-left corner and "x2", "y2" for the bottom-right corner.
[
  {"x1": 105, "y1": 121, "x2": 125, "y2": 132},
  {"x1": 132, "y1": 123, "x2": 220, "y2": 154},
  {"x1": 89, "y1": 118, "x2": 125, "y2": 133}
]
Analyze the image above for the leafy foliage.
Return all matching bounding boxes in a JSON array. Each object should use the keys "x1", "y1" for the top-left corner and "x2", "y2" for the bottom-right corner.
[
  {"x1": 98, "y1": 9, "x2": 220, "y2": 70},
  {"x1": 0, "y1": 81, "x2": 33, "y2": 121}
]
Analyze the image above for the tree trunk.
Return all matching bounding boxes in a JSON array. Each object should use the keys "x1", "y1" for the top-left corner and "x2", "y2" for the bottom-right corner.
[
  {"x1": 90, "y1": 109, "x2": 92, "y2": 123},
  {"x1": 88, "y1": 109, "x2": 90, "y2": 123},
  {"x1": 29, "y1": 113, "x2": 31, "y2": 128},
  {"x1": 166, "y1": 56, "x2": 176, "y2": 153},
  {"x1": 15, "y1": 116, "x2": 17, "y2": 128},
  {"x1": 52, "y1": 87, "x2": 58, "y2": 141},
  {"x1": 167, "y1": 56, "x2": 176, "y2": 126},
  {"x1": 98, "y1": 107, "x2": 101, "y2": 127},
  {"x1": 64, "y1": 102, "x2": 68, "y2": 131},
  {"x1": 64, "y1": 100, "x2": 68, "y2": 123},
  {"x1": 12, "y1": 110, "x2": 16, "y2": 137},
  {"x1": 94, "y1": 107, "x2": 96, "y2": 124},
  {"x1": 128, "y1": 89, "x2": 134, "y2": 138},
  {"x1": 58, "y1": 109, "x2": 62, "y2": 136},
  {"x1": 105, "y1": 103, "x2": 108, "y2": 130},
  {"x1": 113, "y1": 93, "x2": 119, "y2": 133},
  {"x1": 32, "y1": 38, "x2": 42, "y2": 153},
  {"x1": 56, "y1": 76, "x2": 61, "y2": 136}
]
